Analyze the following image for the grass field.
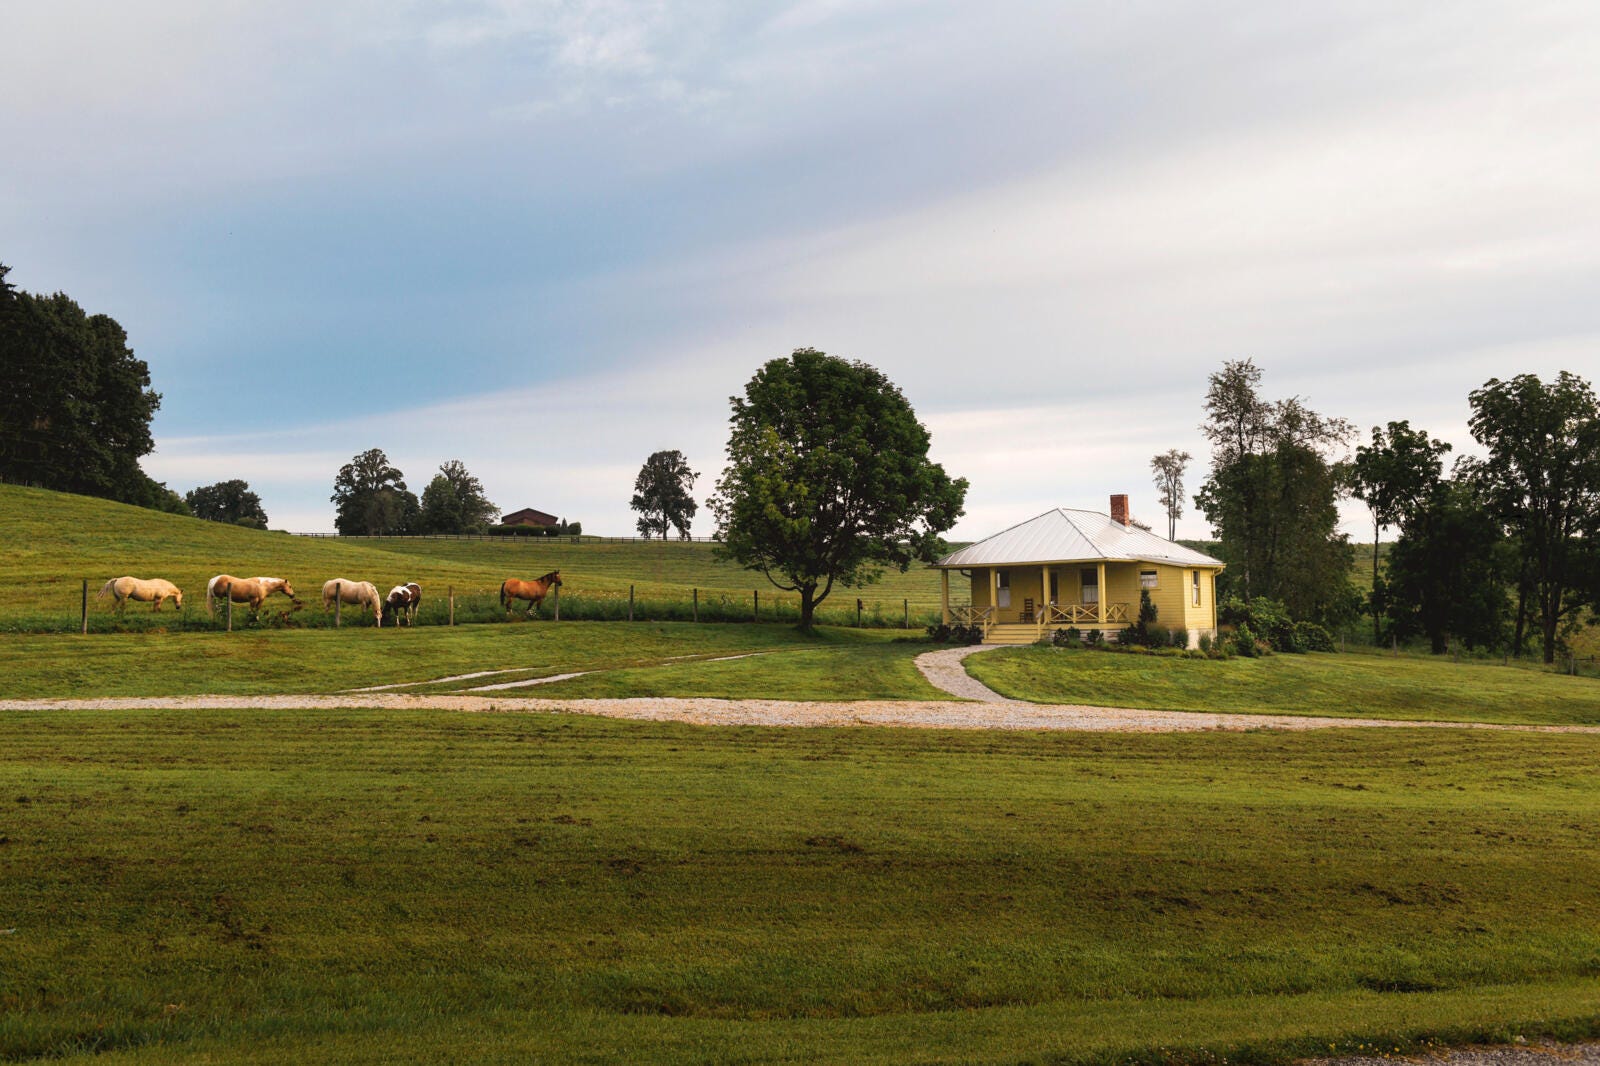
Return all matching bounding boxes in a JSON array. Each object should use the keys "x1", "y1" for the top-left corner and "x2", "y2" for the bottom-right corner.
[
  {"x1": 3, "y1": 712, "x2": 1599, "y2": 1063},
  {"x1": 0, "y1": 485, "x2": 950, "y2": 633},
  {"x1": 967, "y1": 645, "x2": 1600, "y2": 726},
  {"x1": 0, "y1": 622, "x2": 932, "y2": 701}
]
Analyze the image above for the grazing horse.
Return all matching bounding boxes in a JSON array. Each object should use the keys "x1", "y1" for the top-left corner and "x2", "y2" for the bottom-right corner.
[
  {"x1": 208, "y1": 575, "x2": 297, "y2": 614},
  {"x1": 98, "y1": 576, "x2": 183, "y2": 612},
  {"x1": 500, "y1": 571, "x2": 562, "y2": 618},
  {"x1": 383, "y1": 582, "x2": 422, "y2": 627},
  {"x1": 322, "y1": 579, "x2": 383, "y2": 626},
  {"x1": 207, "y1": 575, "x2": 282, "y2": 616}
]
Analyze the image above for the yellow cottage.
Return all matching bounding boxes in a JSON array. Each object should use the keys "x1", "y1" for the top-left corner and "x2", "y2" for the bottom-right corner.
[{"x1": 933, "y1": 494, "x2": 1225, "y2": 645}]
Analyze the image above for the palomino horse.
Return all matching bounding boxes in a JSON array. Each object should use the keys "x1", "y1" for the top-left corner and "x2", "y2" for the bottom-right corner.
[
  {"x1": 208, "y1": 575, "x2": 297, "y2": 614},
  {"x1": 500, "y1": 571, "x2": 562, "y2": 618},
  {"x1": 322, "y1": 579, "x2": 383, "y2": 626},
  {"x1": 98, "y1": 576, "x2": 183, "y2": 612},
  {"x1": 206, "y1": 575, "x2": 283, "y2": 615},
  {"x1": 383, "y1": 582, "x2": 422, "y2": 627}
]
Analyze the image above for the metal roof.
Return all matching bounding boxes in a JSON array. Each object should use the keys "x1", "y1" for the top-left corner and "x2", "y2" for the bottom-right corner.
[{"x1": 936, "y1": 509, "x2": 1224, "y2": 569}]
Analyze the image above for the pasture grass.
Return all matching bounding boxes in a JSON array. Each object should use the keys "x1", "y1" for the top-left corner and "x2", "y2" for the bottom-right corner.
[
  {"x1": 967, "y1": 645, "x2": 1600, "y2": 726},
  {"x1": 2, "y1": 712, "x2": 1599, "y2": 1062},
  {"x1": 0, "y1": 622, "x2": 923, "y2": 700},
  {"x1": 0, "y1": 484, "x2": 947, "y2": 633}
]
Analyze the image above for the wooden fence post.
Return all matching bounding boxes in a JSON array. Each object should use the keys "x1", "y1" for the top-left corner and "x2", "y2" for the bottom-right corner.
[
  {"x1": 553, "y1": 582, "x2": 560, "y2": 622},
  {"x1": 753, "y1": 590, "x2": 759, "y2": 623},
  {"x1": 81, "y1": 579, "x2": 88, "y2": 635},
  {"x1": 227, "y1": 594, "x2": 233, "y2": 633},
  {"x1": 693, "y1": 588, "x2": 698, "y2": 623},
  {"x1": 449, "y1": 586, "x2": 455, "y2": 627},
  {"x1": 335, "y1": 581, "x2": 342, "y2": 628},
  {"x1": 904, "y1": 599, "x2": 909, "y2": 629},
  {"x1": 629, "y1": 585, "x2": 634, "y2": 622},
  {"x1": 857, "y1": 598, "x2": 863, "y2": 627}
]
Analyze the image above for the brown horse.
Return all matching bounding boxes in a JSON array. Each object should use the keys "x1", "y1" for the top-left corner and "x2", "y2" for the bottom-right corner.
[
  {"x1": 98, "y1": 576, "x2": 183, "y2": 612},
  {"x1": 500, "y1": 571, "x2": 561, "y2": 618},
  {"x1": 209, "y1": 575, "x2": 297, "y2": 614}
]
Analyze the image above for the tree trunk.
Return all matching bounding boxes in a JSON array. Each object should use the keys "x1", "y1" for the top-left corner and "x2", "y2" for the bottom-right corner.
[
  {"x1": 1512, "y1": 563, "x2": 1530, "y2": 658},
  {"x1": 1371, "y1": 520, "x2": 1382, "y2": 644},
  {"x1": 1542, "y1": 589, "x2": 1560, "y2": 664},
  {"x1": 797, "y1": 584, "x2": 819, "y2": 631}
]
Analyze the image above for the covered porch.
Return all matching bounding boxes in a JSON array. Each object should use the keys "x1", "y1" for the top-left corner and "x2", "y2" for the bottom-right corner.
[{"x1": 940, "y1": 562, "x2": 1137, "y2": 636}]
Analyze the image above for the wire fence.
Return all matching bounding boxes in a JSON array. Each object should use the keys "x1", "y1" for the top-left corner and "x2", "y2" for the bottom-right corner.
[
  {"x1": 289, "y1": 533, "x2": 722, "y2": 544},
  {"x1": 9, "y1": 580, "x2": 955, "y2": 636}
]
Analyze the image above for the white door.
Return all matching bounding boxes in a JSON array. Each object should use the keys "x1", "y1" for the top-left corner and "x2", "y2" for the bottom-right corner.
[{"x1": 996, "y1": 570, "x2": 1011, "y2": 609}]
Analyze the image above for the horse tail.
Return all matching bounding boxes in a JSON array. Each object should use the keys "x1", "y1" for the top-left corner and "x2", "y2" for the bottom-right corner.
[
  {"x1": 500, "y1": 580, "x2": 509, "y2": 609},
  {"x1": 96, "y1": 579, "x2": 116, "y2": 600}
]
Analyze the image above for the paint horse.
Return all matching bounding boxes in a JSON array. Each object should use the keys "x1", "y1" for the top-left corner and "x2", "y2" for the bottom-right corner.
[
  {"x1": 322, "y1": 578, "x2": 384, "y2": 626},
  {"x1": 383, "y1": 582, "x2": 422, "y2": 627},
  {"x1": 500, "y1": 571, "x2": 562, "y2": 618},
  {"x1": 208, "y1": 575, "x2": 297, "y2": 615},
  {"x1": 97, "y1": 576, "x2": 184, "y2": 612}
]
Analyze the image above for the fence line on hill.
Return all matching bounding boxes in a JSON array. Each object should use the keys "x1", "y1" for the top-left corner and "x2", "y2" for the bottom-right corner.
[
  {"x1": 289, "y1": 532, "x2": 723, "y2": 544},
  {"x1": 47, "y1": 580, "x2": 953, "y2": 637}
]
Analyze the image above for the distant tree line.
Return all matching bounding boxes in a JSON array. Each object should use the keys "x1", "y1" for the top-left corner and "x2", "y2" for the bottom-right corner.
[
  {"x1": 331, "y1": 450, "x2": 506, "y2": 536},
  {"x1": 1157, "y1": 360, "x2": 1600, "y2": 664},
  {"x1": 0, "y1": 261, "x2": 184, "y2": 512}
]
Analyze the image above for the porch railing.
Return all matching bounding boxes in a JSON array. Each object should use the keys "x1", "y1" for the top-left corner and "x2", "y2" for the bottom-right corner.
[
  {"x1": 1037, "y1": 602, "x2": 1131, "y2": 634},
  {"x1": 951, "y1": 604, "x2": 994, "y2": 639}
]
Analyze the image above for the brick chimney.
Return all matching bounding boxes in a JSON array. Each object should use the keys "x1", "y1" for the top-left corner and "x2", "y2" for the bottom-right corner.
[{"x1": 1110, "y1": 494, "x2": 1130, "y2": 526}]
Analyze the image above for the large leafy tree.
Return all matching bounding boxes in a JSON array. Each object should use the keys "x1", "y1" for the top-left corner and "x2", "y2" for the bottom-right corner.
[
  {"x1": 1465, "y1": 372, "x2": 1600, "y2": 662},
  {"x1": 1384, "y1": 478, "x2": 1508, "y2": 654},
  {"x1": 1348, "y1": 421, "x2": 1451, "y2": 640},
  {"x1": 418, "y1": 460, "x2": 498, "y2": 534},
  {"x1": 1194, "y1": 359, "x2": 1357, "y2": 624},
  {"x1": 711, "y1": 349, "x2": 967, "y2": 631},
  {"x1": 1149, "y1": 449, "x2": 1192, "y2": 540},
  {"x1": 0, "y1": 262, "x2": 165, "y2": 505},
  {"x1": 186, "y1": 479, "x2": 269, "y2": 528},
  {"x1": 631, "y1": 449, "x2": 699, "y2": 540},
  {"x1": 331, "y1": 448, "x2": 418, "y2": 536}
]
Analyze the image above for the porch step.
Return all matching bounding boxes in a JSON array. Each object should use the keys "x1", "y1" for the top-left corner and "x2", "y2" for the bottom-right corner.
[{"x1": 984, "y1": 624, "x2": 1048, "y2": 645}]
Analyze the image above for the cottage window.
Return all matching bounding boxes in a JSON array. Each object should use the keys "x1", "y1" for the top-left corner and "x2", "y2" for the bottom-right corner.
[
  {"x1": 1140, "y1": 569, "x2": 1158, "y2": 590},
  {"x1": 1192, "y1": 570, "x2": 1201, "y2": 606},
  {"x1": 1080, "y1": 568, "x2": 1098, "y2": 605}
]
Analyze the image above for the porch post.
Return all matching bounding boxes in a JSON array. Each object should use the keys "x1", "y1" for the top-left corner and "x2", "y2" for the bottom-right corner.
[
  {"x1": 1040, "y1": 566, "x2": 1050, "y2": 625},
  {"x1": 989, "y1": 567, "x2": 1000, "y2": 622},
  {"x1": 941, "y1": 569, "x2": 950, "y2": 625},
  {"x1": 1096, "y1": 562, "x2": 1106, "y2": 627}
]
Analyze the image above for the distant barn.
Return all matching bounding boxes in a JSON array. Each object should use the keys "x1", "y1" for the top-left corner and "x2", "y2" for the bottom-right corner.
[{"x1": 500, "y1": 507, "x2": 560, "y2": 529}]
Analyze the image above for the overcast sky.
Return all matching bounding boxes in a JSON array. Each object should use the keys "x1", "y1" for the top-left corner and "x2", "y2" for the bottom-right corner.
[{"x1": 4, "y1": 1, "x2": 1599, "y2": 537}]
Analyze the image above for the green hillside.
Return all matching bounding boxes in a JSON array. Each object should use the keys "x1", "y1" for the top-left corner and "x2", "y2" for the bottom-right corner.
[{"x1": 0, "y1": 485, "x2": 950, "y2": 631}]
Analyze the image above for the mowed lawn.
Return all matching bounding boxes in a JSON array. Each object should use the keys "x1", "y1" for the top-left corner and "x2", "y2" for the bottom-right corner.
[
  {"x1": 3, "y1": 713, "x2": 1599, "y2": 1063},
  {"x1": 967, "y1": 646, "x2": 1600, "y2": 726},
  {"x1": 0, "y1": 623, "x2": 928, "y2": 701}
]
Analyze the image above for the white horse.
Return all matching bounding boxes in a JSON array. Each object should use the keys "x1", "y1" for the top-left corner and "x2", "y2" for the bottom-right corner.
[
  {"x1": 98, "y1": 576, "x2": 183, "y2": 612},
  {"x1": 322, "y1": 579, "x2": 383, "y2": 626}
]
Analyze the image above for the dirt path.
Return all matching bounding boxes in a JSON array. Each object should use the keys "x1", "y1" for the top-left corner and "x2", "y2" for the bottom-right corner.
[{"x1": 3, "y1": 689, "x2": 1599, "y2": 734}]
